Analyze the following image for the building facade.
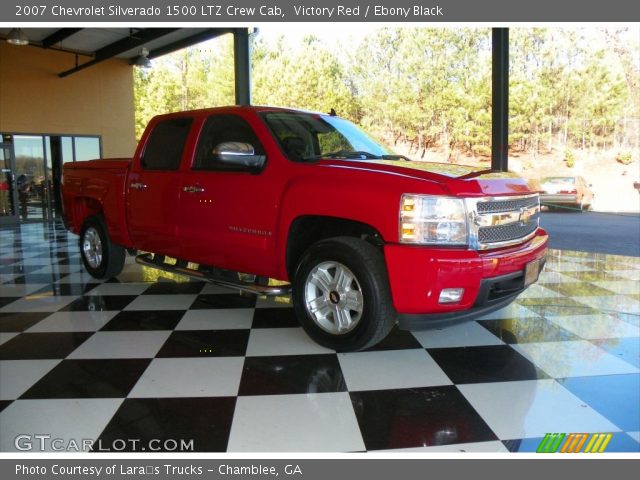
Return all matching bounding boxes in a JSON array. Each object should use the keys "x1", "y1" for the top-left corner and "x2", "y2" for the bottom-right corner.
[{"x1": 0, "y1": 41, "x2": 136, "y2": 223}]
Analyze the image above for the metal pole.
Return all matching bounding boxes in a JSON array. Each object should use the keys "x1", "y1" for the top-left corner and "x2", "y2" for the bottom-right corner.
[
  {"x1": 233, "y1": 28, "x2": 251, "y2": 105},
  {"x1": 492, "y1": 28, "x2": 509, "y2": 172}
]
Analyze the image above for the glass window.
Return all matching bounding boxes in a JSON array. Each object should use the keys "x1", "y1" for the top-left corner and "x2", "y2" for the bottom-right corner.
[
  {"x1": 142, "y1": 117, "x2": 193, "y2": 171},
  {"x1": 0, "y1": 146, "x2": 15, "y2": 217},
  {"x1": 261, "y1": 112, "x2": 390, "y2": 162},
  {"x1": 74, "y1": 137, "x2": 101, "y2": 161},
  {"x1": 13, "y1": 135, "x2": 46, "y2": 220},
  {"x1": 45, "y1": 136, "x2": 52, "y2": 170},
  {"x1": 194, "y1": 115, "x2": 264, "y2": 171},
  {"x1": 62, "y1": 137, "x2": 74, "y2": 163}
]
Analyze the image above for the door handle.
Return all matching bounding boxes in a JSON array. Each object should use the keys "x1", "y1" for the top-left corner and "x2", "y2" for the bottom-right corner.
[
  {"x1": 130, "y1": 182, "x2": 147, "y2": 190},
  {"x1": 183, "y1": 185, "x2": 205, "y2": 193}
]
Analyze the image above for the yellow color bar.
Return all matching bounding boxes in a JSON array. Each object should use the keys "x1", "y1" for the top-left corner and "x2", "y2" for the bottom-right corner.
[
  {"x1": 597, "y1": 434, "x2": 612, "y2": 453},
  {"x1": 591, "y1": 434, "x2": 605, "y2": 452},
  {"x1": 584, "y1": 434, "x2": 597, "y2": 453},
  {"x1": 584, "y1": 433, "x2": 612, "y2": 453}
]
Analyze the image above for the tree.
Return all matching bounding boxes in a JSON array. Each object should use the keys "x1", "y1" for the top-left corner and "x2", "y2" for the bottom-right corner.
[
  {"x1": 252, "y1": 35, "x2": 358, "y2": 118},
  {"x1": 132, "y1": 27, "x2": 638, "y2": 163}
]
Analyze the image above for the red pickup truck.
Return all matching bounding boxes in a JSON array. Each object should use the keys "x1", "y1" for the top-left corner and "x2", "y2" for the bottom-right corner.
[{"x1": 62, "y1": 105, "x2": 548, "y2": 351}]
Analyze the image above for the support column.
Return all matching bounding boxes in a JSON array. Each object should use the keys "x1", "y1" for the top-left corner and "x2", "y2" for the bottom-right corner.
[
  {"x1": 491, "y1": 28, "x2": 509, "y2": 172},
  {"x1": 233, "y1": 28, "x2": 251, "y2": 105}
]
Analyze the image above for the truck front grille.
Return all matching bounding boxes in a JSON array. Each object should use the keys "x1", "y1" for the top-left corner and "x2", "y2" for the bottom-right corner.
[
  {"x1": 476, "y1": 195, "x2": 540, "y2": 214},
  {"x1": 478, "y1": 221, "x2": 538, "y2": 244},
  {"x1": 467, "y1": 194, "x2": 540, "y2": 250}
]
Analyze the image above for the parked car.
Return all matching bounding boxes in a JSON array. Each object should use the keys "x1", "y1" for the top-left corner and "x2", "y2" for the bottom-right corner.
[
  {"x1": 62, "y1": 105, "x2": 548, "y2": 351},
  {"x1": 540, "y1": 176, "x2": 594, "y2": 211}
]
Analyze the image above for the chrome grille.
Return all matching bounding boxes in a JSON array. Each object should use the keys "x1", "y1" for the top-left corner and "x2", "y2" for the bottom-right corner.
[
  {"x1": 477, "y1": 196, "x2": 540, "y2": 214},
  {"x1": 478, "y1": 222, "x2": 538, "y2": 244},
  {"x1": 466, "y1": 194, "x2": 540, "y2": 250}
]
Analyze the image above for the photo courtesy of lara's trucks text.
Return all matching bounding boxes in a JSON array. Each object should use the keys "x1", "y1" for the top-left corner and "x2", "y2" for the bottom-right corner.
[{"x1": 62, "y1": 106, "x2": 548, "y2": 351}]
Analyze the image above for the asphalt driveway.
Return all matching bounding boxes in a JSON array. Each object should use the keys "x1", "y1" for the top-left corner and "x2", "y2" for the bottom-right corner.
[{"x1": 540, "y1": 210, "x2": 640, "y2": 257}]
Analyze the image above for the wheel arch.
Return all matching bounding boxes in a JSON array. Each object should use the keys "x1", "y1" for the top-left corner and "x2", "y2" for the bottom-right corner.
[
  {"x1": 285, "y1": 215, "x2": 385, "y2": 280},
  {"x1": 69, "y1": 196, "x2": 103, "y2": 233}
]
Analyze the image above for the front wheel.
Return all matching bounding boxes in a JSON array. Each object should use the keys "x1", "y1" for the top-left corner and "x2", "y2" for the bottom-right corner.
[
  {"x1": 79, "y1": 215, "x2": 125, "y2": 279},
  {"x1": 292, "y1": 237, "x2": 396, "y2": 352}
]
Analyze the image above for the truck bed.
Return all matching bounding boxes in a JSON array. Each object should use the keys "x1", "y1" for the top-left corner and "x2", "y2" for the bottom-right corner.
[{"x1": 62, "y1": 158, "x2": 132, "y2": 245}]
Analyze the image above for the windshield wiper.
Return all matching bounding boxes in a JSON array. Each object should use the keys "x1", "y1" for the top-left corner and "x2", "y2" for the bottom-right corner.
[
  {"x1": 304, "y1": 150, "x2": 382, "y2": 161},
  {"x1": 326, "y1": 150, "x2": 383, "y2": 159},
  {"x1": 301, "y1": 151, "x2": 412, "y2": 162},
  {"x1": 381, "y1": 154, "x2": 412, "y2": 161}
]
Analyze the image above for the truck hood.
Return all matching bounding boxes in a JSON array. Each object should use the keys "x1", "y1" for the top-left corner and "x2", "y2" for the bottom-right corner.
[{"x1": 317, "y1": 159, "x2": 534, "y2": 197}]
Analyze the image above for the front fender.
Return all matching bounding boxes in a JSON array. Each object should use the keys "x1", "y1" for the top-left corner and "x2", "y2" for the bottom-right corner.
[{"x1": 274, "y1": 167, "x2": 446, "y2": 278}]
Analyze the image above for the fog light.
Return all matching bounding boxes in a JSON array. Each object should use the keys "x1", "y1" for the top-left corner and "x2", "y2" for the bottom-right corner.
[{"x1": 439, "y1": 288, "x2": 464, "y2": 304}]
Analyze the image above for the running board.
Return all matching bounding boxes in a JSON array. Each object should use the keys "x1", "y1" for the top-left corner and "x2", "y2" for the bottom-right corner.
[{"x1": 135, "y1": 253, "x2": 291, "y2": 297}]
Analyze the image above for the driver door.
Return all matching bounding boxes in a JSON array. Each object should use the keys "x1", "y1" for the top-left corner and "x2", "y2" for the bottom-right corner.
[{"x1": 178, "y1": 113, "x2": 279, "y2": 275}]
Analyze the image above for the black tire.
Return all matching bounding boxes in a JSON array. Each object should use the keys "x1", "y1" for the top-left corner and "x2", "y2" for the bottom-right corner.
[
  {"x1": 292, "y1": 236, "x2": 396, "y2": 352},
  {"x1": 79, "y1": 215, "x2": 126, "y2": 279}
]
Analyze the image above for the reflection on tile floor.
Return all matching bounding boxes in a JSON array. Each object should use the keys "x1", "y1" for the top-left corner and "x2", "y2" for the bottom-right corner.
[{"x1": 0, "y1": 222, "x2": 638, "y2": 452}]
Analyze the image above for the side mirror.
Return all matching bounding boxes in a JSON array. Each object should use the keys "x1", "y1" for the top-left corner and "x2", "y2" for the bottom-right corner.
[{"x1": 213, "y1": 142, "x2": 266, "y2": 171}]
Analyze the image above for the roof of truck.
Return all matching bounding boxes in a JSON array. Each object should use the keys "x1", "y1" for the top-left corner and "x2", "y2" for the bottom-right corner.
[{"x1": 150, "y1": 105, "x2": 332, "y2": 120}]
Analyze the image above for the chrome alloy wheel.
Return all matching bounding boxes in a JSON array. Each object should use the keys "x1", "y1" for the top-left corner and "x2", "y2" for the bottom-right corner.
[
  {"x1": 82, "y1": 227, "x2": 103, "y2": 269},
  {"x1": 303, "y1": 261, "x2": 364, "y2": 335}
]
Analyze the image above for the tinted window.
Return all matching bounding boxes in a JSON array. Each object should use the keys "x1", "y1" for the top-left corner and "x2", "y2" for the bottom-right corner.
[
  {"x1": 142, "y1": 117, "x2": 193, "y2": 170},
  {"x1": 194, "y1": 114, "x2": 264, "y2": 171}
]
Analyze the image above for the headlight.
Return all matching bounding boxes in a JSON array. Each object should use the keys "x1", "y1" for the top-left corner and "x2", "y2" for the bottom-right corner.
[{"x1": 399, "y1": 194, "x2": 468, "y2": 245}]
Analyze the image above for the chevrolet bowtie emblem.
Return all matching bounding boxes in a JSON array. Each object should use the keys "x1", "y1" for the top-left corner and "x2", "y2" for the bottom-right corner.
[{"x1": 519, "y1": 206, "x2": 534, "y2": 224}]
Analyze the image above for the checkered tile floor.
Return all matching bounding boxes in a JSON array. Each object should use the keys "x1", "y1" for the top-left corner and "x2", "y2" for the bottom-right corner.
[{"x1": 1, "y1": 221, "x2": 638, "y2": 452}]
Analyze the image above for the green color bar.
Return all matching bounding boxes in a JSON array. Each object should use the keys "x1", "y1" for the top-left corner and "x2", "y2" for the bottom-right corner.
[
  {"x1": 537, "y1": 433, "x2": 566, "y2": 453},
  {"x1": 537, "y1": 434, "x2": 552, "y2": 453}
]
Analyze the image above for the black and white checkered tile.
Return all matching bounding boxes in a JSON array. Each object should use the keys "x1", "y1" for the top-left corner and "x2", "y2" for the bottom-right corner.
[{"x1": 1, "y1": 222, "x2": 638, "y2": 452}]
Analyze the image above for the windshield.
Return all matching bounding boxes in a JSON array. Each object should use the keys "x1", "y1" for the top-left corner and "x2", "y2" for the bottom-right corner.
[{"x1": 260, "y1": 112, "x2": 392, "y2": 161}]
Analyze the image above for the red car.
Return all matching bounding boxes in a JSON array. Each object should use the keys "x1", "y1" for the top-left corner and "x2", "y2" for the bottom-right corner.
[{"x1": 62, "y1": 106, "x2": 548, "y2": 351}]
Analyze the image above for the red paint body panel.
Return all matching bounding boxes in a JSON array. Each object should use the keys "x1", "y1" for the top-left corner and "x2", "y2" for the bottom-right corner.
[
  {"x1": 62, "y1": 159, "x2": 132, "y2": 246},
  {"x1": 62, "y1": 105, "x2": 549, "y2": 318},
  {"x1": 385, "y1": 230, "x2": 548, "y2": 314}
]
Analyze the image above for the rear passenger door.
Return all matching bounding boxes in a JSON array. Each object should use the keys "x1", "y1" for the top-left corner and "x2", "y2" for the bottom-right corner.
[{"x1": 127, "y1": 116, "x2": 194, "y2": 257}]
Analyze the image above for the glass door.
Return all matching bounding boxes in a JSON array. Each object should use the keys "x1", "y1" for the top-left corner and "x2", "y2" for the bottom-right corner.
[
  {"x1": 13, "y1": 135, "x2": 50, "y2": 221},
  {"x1": 0, "y1": 144, "x2": 19, "y2": 225}
]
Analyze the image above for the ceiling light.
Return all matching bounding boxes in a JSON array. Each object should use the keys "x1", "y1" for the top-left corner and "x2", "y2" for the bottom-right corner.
[
  {"x1": 6, "y1": 28, "x2": 29, "y2": 46},
  {"x1": 135, "y1": 47, "x2": 151, "y2": 68}
]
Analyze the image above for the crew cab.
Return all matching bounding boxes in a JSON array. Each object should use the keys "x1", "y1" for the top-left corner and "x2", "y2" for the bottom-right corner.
[{"x1": 62, "y1": 106, "x2": 548, "y2": 351}]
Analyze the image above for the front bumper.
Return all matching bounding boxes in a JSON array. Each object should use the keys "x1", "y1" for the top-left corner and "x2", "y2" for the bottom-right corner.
[
  {"x1": 384, "y1": 229, "x2": 548, "y2": 328},
  {"x1": 397, "y1": 264, "x2": 545, "y2": 329}
]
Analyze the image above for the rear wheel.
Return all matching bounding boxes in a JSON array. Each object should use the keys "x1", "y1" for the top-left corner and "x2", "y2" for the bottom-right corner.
[
  {"x1": 79, "y1": 215, "x2": 125, "y2": 279},
  {"x1": 292, "y1": 237, "x2": 396, "y2": 352}
]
